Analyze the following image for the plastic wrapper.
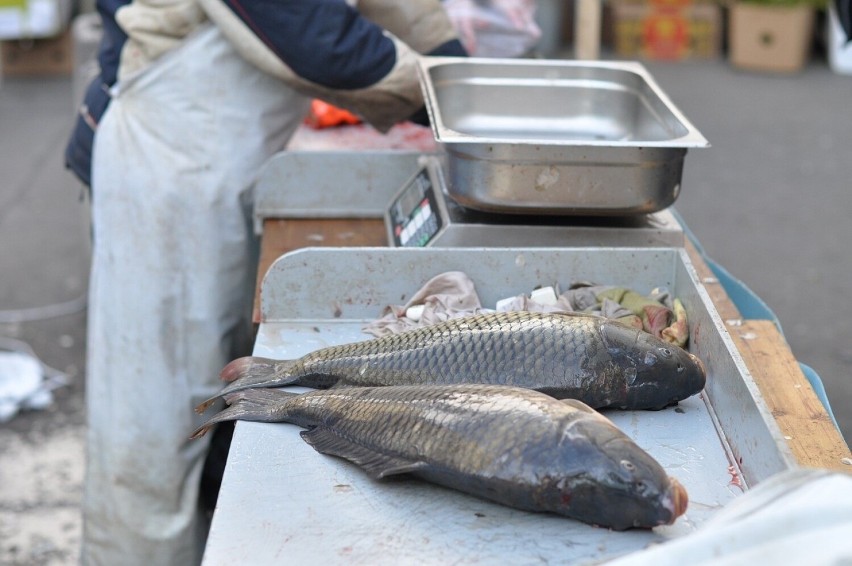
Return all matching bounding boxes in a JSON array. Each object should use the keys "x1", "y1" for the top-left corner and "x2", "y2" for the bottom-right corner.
[
  {"x1": 304, "y1": 99, "x2": 362, "y2": 129},
  {"x1": 443, "y1": 0, "x2": 541, "y2": 57}
]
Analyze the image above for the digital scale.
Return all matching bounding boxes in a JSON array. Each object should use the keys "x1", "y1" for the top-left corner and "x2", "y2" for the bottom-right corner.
[{"x1": 384, "y1": 156, "x2": 684, "y2": 249}]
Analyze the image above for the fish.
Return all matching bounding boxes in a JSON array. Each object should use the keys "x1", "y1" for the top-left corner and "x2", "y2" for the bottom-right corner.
[
  {"x1": 195, "y1": 311, "x2": 706, "y2": 414},
  {"x1": 191, "y1": 384, "x2": 689, "y2": 530}
]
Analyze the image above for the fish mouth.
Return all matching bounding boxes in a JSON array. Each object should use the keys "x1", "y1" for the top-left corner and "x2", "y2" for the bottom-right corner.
[
  {"x1": 689, "y1": 353, "x2": 706, "y2": 379},
  {"x1": 660, "y1": 477, "x2": 689, "y2": 524}
]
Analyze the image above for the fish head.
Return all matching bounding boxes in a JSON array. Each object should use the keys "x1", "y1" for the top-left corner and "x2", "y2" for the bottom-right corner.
[
  {"x1": 600, "y1": 321, "x2": 706, "y2": 409},
  {"x1": 551, "y1": 411, "x2": 688, "y2": 529}
]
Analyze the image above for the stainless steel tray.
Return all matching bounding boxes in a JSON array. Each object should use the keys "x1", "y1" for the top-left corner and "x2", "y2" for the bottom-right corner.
[
  {"x1": 204, "y1": 247, "x2": 794, "y2": 565},
  {"x1": 417, "y1": 58, "x2": 710, "y2": 215}
]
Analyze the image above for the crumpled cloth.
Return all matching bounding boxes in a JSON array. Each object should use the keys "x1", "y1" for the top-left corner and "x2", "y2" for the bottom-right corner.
[
  {"x1": 363, "y1": 272, "x2": 486, "y2": 336},
  {"x1": 363, "y1": 271, "x2": 689, "y2": 347}
]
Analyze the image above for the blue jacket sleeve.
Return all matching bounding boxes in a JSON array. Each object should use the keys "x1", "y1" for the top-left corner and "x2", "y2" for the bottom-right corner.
[{"x1": 221, "y1": 0, "x2": 397, "y2": 90}]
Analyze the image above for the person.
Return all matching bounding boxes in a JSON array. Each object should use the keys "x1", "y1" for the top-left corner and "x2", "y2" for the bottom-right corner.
[{"x1": 63, "y1": 1, "x2": 466, "y2": 564}]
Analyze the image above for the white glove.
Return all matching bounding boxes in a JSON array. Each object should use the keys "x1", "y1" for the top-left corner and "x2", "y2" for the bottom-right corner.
[
  {"x1": 491, "y1": 0, "x2": 540, "y2": 39},
  {"x1": 443, "y1": 0, "x2": 541, "y2": 57}
]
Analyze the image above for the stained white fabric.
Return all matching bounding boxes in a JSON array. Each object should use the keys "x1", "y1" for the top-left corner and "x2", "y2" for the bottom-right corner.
[
  {"x1": 115, "y1": 0, "x2": 206, "y2": 79},
  {"x1": 362, "y1": 271, "x2": 686, "y2": 346},
  {"x1": 84, "y1": 24, "x2": 309, "y2": 565},
  {"x1": 607, "y1": 468, "x2": 852, "y2": 566},
  {"x1": 355, "y1": 0, "x2": 461, "y2": 54}
]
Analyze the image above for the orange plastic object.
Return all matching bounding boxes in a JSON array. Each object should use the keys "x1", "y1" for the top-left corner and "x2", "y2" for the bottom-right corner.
[{"x1": 304, "y1": 99, "x2": 362, "y2": 129}]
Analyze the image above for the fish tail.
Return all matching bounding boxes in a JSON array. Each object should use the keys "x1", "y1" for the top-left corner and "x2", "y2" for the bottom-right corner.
[
  {"x1": 194, "y1": 357, "x2": 299, "y2": 414},
  {"x1": 220, "y1": 356, "x2": 280, "y2": 382},
  {"x1": 190, "y1": 388, "x2": 299, "y2": 440}
]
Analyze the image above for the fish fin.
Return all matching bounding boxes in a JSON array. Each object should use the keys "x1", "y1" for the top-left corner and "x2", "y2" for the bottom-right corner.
[
  {"x1": 300, "y1": 427, "x2": 427, "y2": 480},
  {"x1": 560, "y1": 398, "x2": 596, "y2": 413},
  {"x1": 220, "y1": 356, "x2": 279, "y2": 382},
  {"x1": 194, "y1": 357, "x2": 299, "y2": 414},
  {"x1": 190, "y1": 388, "x2": 298, "y2": 439}
]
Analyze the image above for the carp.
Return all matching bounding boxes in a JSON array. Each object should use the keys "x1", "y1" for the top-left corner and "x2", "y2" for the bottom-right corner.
[
  {"x1": 196, "y1": 311, "x2": 706, "y2": 414},
  {"x1": 191, "y1": 384, "x2": 689, "y2": 530}
]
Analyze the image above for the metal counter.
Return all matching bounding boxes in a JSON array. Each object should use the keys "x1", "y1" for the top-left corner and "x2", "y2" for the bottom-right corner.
[{"x1": 202, "y1": 247, "x2": 796, "y2": 565}]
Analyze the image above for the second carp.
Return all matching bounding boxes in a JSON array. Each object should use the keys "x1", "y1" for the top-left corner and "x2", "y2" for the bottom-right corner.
[{"x1": 196, "y1": 311, "x2": 706, "y2": 413}]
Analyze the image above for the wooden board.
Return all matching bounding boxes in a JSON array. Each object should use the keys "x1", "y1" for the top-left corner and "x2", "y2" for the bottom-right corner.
[
  {"x1": 685, "y1": 240, "x2": 851, "y2": 470},
  {"x1": 1, "y1": 27, "x2": 73, "y2": 76},
  {"x1": 254, "y1": 218, "x2": 386, "y2": 323},
  {"x1": 727, "y1": 320, "x2": 851, "y2": 471}
]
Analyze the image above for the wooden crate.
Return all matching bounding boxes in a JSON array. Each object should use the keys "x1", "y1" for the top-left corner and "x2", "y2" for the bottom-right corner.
[
  {"x1": 729, "y1": 3, "x2": 815, "y2": 73},
  {"x1": 612, "y1": 0, "x2": 723, "y2": 60},
  {"x1": 1, "y1": 26, "x2": 72, "y2": 76}
]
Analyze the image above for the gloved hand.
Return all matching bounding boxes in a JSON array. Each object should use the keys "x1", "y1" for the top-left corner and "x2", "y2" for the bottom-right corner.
[
  {"x1": 491, "y1": 0, "x2": 540, "y2": 39},
  {"x1": 443, "y1": 0, "x2": 540, "y2": 57}
]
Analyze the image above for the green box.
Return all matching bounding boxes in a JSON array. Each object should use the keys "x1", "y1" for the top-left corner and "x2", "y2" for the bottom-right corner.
[{"x1": 0, "y1": 0, "x2": 27, "y2": 9}]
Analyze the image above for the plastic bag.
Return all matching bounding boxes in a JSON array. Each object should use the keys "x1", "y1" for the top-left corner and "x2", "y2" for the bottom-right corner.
[
  {"x1": 443, "y1": 0, "x2": 541, "y2": 57},
  {"x1": 304, "y1": 99, "x2": 362, "y2": 129}
]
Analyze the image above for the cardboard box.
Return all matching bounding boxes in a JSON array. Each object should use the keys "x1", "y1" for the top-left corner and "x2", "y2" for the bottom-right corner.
[
  {"x1": 611, "y1": 0, "x2": 722, "y2": 60},
  {"x1": 1, "y1": 25, "x2": 72, "y2": 76},
  {"x1": 729, "y1": 3, "x2": 815, "y2": 73}
]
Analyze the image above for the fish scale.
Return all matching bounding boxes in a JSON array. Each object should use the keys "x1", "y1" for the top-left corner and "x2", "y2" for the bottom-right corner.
[
  {"x1": 191, "y1": 384, "x2": 689, "y2": 530},
  {"x1": 196, "y1": 311, "x2": 706, "y2": 414}
]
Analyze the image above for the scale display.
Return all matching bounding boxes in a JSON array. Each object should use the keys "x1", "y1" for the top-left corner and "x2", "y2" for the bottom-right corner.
[
  {"x1": 387, "y1": 165, "x2": 444, "y2": 247},
  {"x1": 384, "y1": 157, "x2": 685, "y2": 249}
]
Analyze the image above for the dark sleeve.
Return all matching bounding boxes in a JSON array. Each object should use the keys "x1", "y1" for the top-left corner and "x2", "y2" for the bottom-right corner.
[
  {"x1": 428, "y1": 38, "x2": 467, "y2": 58},
  {"x1": 407, "y1": 39, "x2": 467, "y2": 126},
  {"x1": 92, "y1": 0, "x2": 133, "y2": 86},
  {"x1": 221, "y1": 0, "x2": 397, "y2": 90}
]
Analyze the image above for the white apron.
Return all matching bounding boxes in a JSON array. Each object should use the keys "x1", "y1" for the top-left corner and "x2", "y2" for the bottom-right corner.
[{"x1": 84, "y1": 24, "x2": 309, "y2": 565}]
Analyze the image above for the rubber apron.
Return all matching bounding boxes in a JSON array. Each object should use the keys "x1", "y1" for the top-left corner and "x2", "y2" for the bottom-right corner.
[{"x1": 84, "y1": 24, "x2": 309, "y2": 565}]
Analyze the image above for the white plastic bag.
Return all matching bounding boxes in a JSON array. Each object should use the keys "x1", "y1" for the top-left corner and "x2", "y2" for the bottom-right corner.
[
  {"x1": 607, "y1": 468, "x2": 852, "y2": 566},
  {"x1": 444, "y1": 0, "x2": 541, "y2": 57},
  {"x1": 0, "y1": 337, "x2": 68, "y2": 422}
]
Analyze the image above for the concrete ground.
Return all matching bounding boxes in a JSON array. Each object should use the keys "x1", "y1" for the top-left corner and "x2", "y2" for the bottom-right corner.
[
  {"x1": 1, "y1": 49, "x2": 850, "y2": 565},
  {"x1": 0, "y1": 75, "x2": 89, "y2": 564}
]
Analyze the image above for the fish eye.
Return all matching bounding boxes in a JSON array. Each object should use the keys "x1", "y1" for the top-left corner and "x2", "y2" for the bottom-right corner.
[
  {"x1": 621, "y1": 460, "x2": 636, "y2": 472},
  {"x1": 658, "y1": 348, "x2": 673, "y2": 359}
]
